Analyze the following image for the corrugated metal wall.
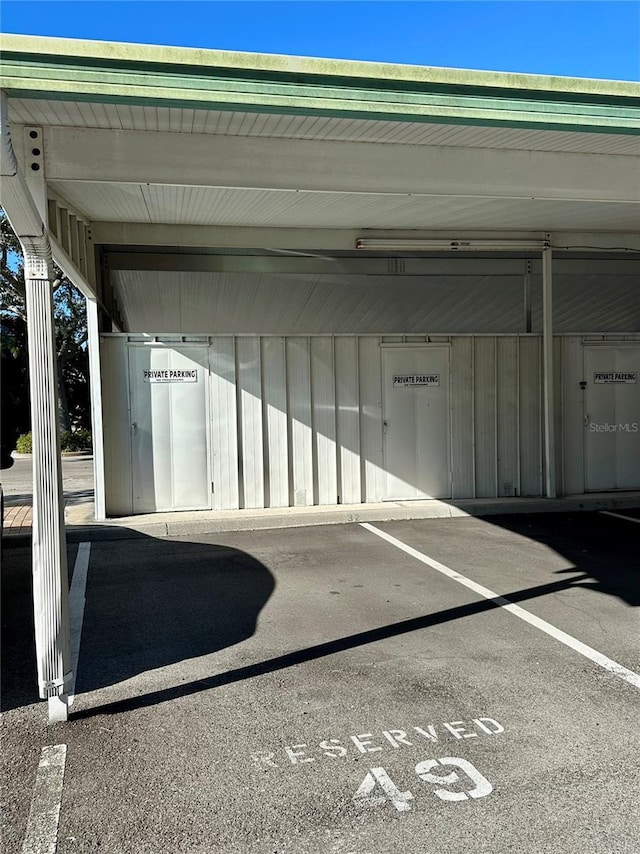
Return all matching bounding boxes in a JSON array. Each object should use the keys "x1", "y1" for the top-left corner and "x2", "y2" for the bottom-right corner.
[
  {"x1": 103, "y1": 333, "x2": 577, "y2": 515},
  {"x1": 111, "y1": 270, "x2": 640, "y2": 336}
]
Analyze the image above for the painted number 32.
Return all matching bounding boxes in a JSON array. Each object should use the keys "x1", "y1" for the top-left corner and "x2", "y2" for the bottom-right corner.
[{"x1": 353, "y1": 757, "x2": 492, "y2": 813}]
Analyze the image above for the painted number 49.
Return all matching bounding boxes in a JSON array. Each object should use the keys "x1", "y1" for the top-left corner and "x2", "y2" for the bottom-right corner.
[{"x1": 353, "y1": 757, "x2": 493, "y2": 813}]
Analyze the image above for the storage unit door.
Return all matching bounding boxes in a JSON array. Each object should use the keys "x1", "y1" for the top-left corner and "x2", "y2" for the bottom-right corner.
[
  {"x1": 129, "y1": 347, "x2": 211, "y2": 512},
  {"x1": 383, "y1": 347, "x2": 451, "y2": 500},
  {"x1": 584, "y1": 346, "x2": 640, "y2": 491}
]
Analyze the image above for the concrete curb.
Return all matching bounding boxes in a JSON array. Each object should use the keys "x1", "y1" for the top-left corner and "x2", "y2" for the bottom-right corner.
[{"x1": 61, "y1": 493, "x2": 640, "y2": 542}]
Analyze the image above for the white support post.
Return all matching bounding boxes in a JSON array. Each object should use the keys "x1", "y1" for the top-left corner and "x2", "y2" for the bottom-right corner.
[
  {"x1": 523, "y1": 260, "x2": 532, "y2": 333},
  {"x1": 86, "y1": 298, "x2": 106, "y2": 520},
  {"x1": 542, "y1": 245, "x2": 556, "y2": 498},
  {"x1": 2, "y1": 93, "x2": 72, "y2": 722},
  {"x1": 24, "y1": 250, "x2": 72, "y2": 722}
]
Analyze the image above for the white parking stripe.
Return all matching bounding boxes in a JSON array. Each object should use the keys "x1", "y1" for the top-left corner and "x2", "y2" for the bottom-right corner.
[
  {"x1": 21, "y1": 744, "x2": 67, "y2": 854},
  {"x1": 361, "y1": 522, "x2": 640, "y2": 691},
  {"x1": 68, "y1": 542, "x2": 91, "y2": 703},
  {"x1": 599, "y1": 510, "x2": 640, "y2": 525}
]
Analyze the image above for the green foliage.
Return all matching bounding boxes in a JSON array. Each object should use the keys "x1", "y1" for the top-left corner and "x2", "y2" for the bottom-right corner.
[
  {"x1": 1, "y1": 209, "x2": 92, "y2": 455},
  {"x1": 14, "y1": 429, "x2": 93, "y2": 454},
  {"x1": 16, "y1": 432, "x2": 32, "y2": 454},
  {"x1": 60, "y1": 428, "x2": 92, "y2": 452}
]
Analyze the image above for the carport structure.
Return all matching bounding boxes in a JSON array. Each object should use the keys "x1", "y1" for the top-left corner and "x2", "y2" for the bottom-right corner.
[{"x1": 0, "y1": 35, "x2": 639, "y2": 722}]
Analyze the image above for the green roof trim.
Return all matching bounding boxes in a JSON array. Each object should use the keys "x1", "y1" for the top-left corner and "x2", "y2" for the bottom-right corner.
[{"x1": 1, "y1": 34, "x2": 639, "y2": 135}]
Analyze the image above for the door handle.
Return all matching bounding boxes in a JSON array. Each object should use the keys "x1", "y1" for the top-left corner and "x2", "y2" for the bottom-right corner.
[{"x1": 131, "y1": 422, "x2": 138, "y2": 432}]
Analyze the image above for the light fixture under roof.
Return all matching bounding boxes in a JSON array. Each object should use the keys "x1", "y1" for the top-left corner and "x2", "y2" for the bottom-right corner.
[{"x1": 355, "y1": 238, "x2": 551, "y2": 251}]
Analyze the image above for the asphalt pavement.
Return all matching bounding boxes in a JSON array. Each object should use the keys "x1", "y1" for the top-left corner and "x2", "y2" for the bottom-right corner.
[
  {"x1": 1, "y1": 454, "x2": 94, "y2": 507},
  {"x1": 2, "y1": 511, "x2": 639, "y2": 853}
]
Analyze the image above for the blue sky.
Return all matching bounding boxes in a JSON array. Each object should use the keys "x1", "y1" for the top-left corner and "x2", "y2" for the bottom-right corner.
[{"x1": 1, "y1": 1, "x2": 639, "y2": 81}]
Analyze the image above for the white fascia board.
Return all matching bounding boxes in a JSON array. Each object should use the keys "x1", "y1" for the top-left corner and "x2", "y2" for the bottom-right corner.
[{"x1": 43, "y1": 126, "x2": 640, "y2": 204}]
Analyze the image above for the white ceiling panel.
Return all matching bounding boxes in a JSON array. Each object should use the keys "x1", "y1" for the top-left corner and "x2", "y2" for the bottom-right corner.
[
  {"x1": 9, "y1": 99, "x2": 639, "y2": 156},
  {"x1": 49, "y1": 180, "x2": 639, "y2": 231},
  {"x1": 47, "y1": 181, "x2": 151, "y2": 222},
  {"x1": 111, "y1": 270, "x2": 639, "y2": 335}
]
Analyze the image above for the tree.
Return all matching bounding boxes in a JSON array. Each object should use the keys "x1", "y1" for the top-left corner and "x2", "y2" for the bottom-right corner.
[{"x1": 1, "y1": 209, "x2": 90, "y2": 459}]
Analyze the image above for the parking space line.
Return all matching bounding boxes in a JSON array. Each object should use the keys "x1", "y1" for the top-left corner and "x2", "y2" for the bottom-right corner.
[
  {"x1": 361, "y1": 522, "x2": 640, "y2": 691},
  {"x1": 21, "y1": 744, "x2": 67, "y2": 854},
  {"x1": 599, "y1": 510, "x2": 640, "y2": 525},
  {"x1": 68, "y1": 542, "x2": 91, "y2": 703}
]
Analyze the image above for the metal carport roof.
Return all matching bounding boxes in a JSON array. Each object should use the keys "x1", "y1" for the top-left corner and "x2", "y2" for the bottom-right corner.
[{"x1": 1, "y1": 34, "x2": 639, "y2": 723}]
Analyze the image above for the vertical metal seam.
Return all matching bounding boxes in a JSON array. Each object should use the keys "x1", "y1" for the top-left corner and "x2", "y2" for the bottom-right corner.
[
  {"x1": 471, "y1": 335, "x2": 476, "y2": 499},
  {"x1": 284, "y1": 338, "x2": 294, "y2": 506},
  {"x1": 516, "y1": 335, "x2": 521, "y2": 497},
  {"x1": 309, "y1": 337, "x2": 319, "y2": 506},
  {"x1": 559, "y1": 335, "x2": 565, "y2": 496},
  {"x1": 168, "y1": 356, "x2": 175, "y2": 509},
  {"x1": 260, "y1": 336, "x2": 270, "y2": 509},
  {"x1": 493, "y1": 335, "x2": 500, "y2": 498},
  {"x1": 234, "y1": 335, "x2": 245, "y2": 510}
]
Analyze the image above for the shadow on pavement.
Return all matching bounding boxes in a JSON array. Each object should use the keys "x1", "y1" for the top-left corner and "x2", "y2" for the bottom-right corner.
[
  {"x1": 484, "y1": 512, "x2": 640, "y2": 607},
  {"x1": 74, "y1": 572, "x2": 597, "y2": 720},
  {"x1": 0, "y1": 532, "x2": 275, "y2": 713},
  {"x1": 2, "y1": 511, "x2": 638, "y2": 719},
  {"x1": 1, "y1": 539, "x2": 40, "y2": 711}
]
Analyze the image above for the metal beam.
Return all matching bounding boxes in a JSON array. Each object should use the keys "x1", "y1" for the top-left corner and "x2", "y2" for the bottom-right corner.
[
  {"x1": 104, "y1": 251, "x2": 640, "y2": 277},
  {"x1": 542, "y1": 246, "x2": 556, "y2": 498},
  {"x1": 92, "y1": 223, "x2": 640, "y2": 252},
  {"x1": 42, "y1": 126, "x2": 640, "y2": 203}
]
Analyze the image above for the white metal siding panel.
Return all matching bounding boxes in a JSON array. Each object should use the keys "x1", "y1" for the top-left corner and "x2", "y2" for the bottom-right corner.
[
  {"x1": 261, "y1": 337, "x2": 289, "y2": 508},
  {"x1": 128, "y1": 346, "x2": 169, "y2": 512},
  {"x1": 287, "y1": 338, "x2": 314, "y2": 506},
  {"x1": 474, "y1": 337, "x2": 498, "y2": 497},
  {"x1": 166, "y1": 348, "x2": 210, "y2": 510},
  {"x1": 358, "y1": 337, "x2": 385, "y2": 502},
  {"x1": 532, "y1": 276, "x2": 640, "y2": 333},
  {"x1": 335, "y1": 336, "x2": 362, "y2": 504},
  {"x1": 450, "y1": 336, "x2": 474, "y2": 498},
  {"x1": 553, "y1": 336, "x2": 564, "y2": 496},
  {"x1": 210, "y1": 337, "x2": 239, "y2": 509},
  {"x1": 100, "y1": 336, "x2": 133, "y2": 515},
  {"x1": 561, "y1": 336, "x2": 586, "y2": 494},
  {"x1": 55, "y1": 179, "x2": 640, "y2": 232},
  {"x1": 111, "y1": 270, "x2": 639, "y2": 338},
  {"x1": 519, "y1": 337, "x2": 543, "y2": 496},
  {"x1": 311, "y1": 337, "x2": 338, "y2": 506},
  {"x1": 496, "y1": 337, "x2": 519, "y2": 496},
  {"x1": 236, "y1": 337, "x2": 264, "y2": 508},
  {"x1": 50, "y1": 179, "x2": 640, "y2": 232}
]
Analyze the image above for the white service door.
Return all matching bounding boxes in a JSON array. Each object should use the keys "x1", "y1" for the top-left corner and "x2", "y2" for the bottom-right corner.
[
  {"x1": 129, "y1": 347, "x2": 211, "y2": 512},
  {"x1": 383, "y1": 347, "x2": 451, "y2": 500},
  {"x1": 584, "y1": 346, "x2": 640, "y2": 491}
]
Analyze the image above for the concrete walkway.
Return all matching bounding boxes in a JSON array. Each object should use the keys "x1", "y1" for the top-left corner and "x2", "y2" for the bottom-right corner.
[
  {"x1": 2, "y1": 504, "x2": 33, "y2": 535},
  {"x1": 63, "y1": 491, "x2": 640, "y2": 540}
]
